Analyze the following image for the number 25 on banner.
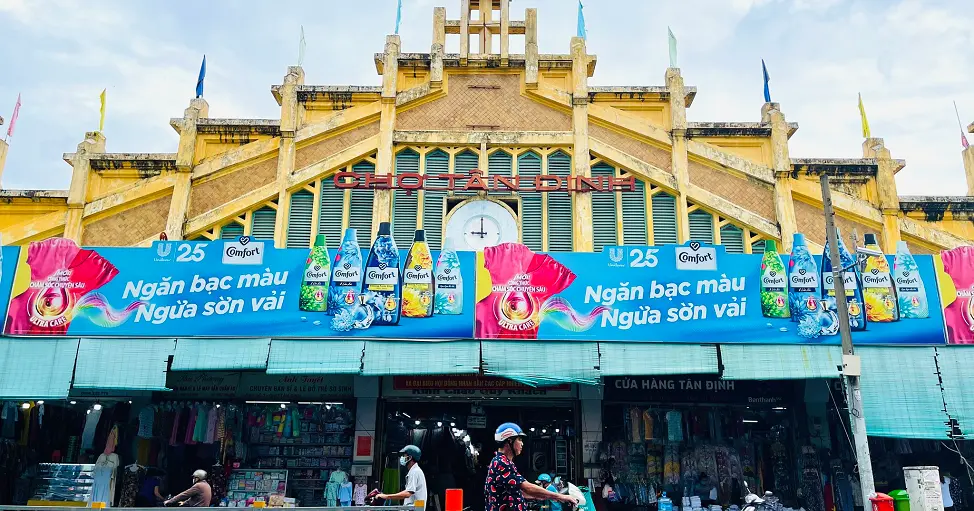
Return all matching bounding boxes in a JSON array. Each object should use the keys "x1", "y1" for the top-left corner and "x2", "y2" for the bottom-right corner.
[{"x1": 628, "y1": 247, "x2": 659, "y2": 268}]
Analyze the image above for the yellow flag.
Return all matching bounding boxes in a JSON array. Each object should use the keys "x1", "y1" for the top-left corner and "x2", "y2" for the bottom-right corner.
[
  {"x1": 858, "y1": 93, "x2": 870, "y2": 139},
  {"x1": 99, "y1": 89, "x2": 106, "y2": 133}
]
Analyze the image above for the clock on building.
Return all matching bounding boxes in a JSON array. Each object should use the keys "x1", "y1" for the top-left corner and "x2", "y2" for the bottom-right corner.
[{"x1": 444, "y1": 199, "x2": 519, "y2": 252}]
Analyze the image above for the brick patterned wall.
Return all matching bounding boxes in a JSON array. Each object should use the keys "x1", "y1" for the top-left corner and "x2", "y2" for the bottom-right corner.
[
  {"x1": 396, "y1": 74, "x2": 571, "y2": 131},
  {"x1": 794, "y1": 199, "x2": 876, "y2": 247},
  {"x1": 295, "y1": 121, "x2": 380, "y2": 170},
  {"x1": 82, "y1": 195, "x2": 172, "y2": 246},
  {"x1": 589, "y1": 123, "x2": 673, "y2": 173},
  {"x1": 688, "y1": 160, "x2": 776, "y2": 222},
  {"x1": 189, "y1": 156, "x2": 278, "y2": 217}
]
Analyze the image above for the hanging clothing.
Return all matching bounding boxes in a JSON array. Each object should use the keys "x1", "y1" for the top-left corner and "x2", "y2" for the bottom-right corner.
[
  {"x1": 642, "y1": 410, "x2": 654, "y2": 441},
  {"x1": 666, "y1": 411, "x2": 683, "y2": 442},
  {"x1": 354, "y1": 483, "x2": 368, "y2": 506},
  {"x1": 326, "y1": 470, "x2": 349, "y2": 507},
  {"x1": 339, "y1": 481, "x2": 354, "y2": 507},
  {"x1": 104, "y1": 425, "x2": 118, "y2": 455},
  {"x1": 205, "y1": 407, "x2": 218, "y2": 444},
  {"x1": 91, "y1": 453, "x2": 120, "y2": 506},
  {"x1": 137, "y1": 407, "x2": 154, "y2": 439},
  {"x1": 82, "y1": 407, "x2": 103, "y2": 451},
  {"x1": 943, "y1": 478, "x2": 955, "y2": 508}
]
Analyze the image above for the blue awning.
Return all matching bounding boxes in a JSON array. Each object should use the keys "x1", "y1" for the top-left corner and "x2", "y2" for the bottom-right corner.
[
  {"x1": 721, "y1": 345, "x2": 842, "y2": 380},
  {"x1": 859, "y1": 346, "x2": 948, "y2": 439},
  {"x1": 599, "y1": 343, "x2": 718, "y2": 376},
  {"x1": 266, "y1": 339, "x2": 364, "y2": 374},
  {"x1": 934, "y1": 346, "x2": 974, "y2": 438},
  {"x1": 171, "y1": 338, "x2": 270, "y2": 371},
  {"x1": 73, "y1": 338, "x2": 175, "y2": 391},
  {"x1": 482, "y1": 341, "x2": 600, "y2": 386},
  {"x1": 0, "y1": 337, "x2": 79, "y2": 400},
  {"x1": 362, "y1": 340, "x2": 480, "y2": 376}
]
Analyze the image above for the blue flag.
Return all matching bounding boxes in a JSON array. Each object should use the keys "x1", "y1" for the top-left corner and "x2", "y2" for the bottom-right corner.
[
  {"x1": 196, "y1": 55, "x2": 206, "y2": 98},
  {"x1": 762, "y1": 59, "x2": 771, "y2": 103},
  {"x1": 395, "y1": 0, "x2": 402, "y2": 35},
  {"x1": 577, "y1": 1, "x2": 586, "y2": 39}
]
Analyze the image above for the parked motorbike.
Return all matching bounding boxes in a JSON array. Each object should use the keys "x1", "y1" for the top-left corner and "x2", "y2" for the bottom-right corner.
[{"x1": 742, "y1": 482, "x2": 780, "y2": 511}]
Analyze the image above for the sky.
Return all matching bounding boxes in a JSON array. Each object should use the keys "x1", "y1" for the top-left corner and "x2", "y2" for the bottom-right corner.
[{"x1": 0, "y1": 0, "x2": 972, "y2": 196}]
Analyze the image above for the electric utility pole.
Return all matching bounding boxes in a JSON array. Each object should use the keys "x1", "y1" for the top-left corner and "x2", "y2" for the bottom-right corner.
[{"x1": 820, "y1": 173, "x2": 876, "y2": 503}]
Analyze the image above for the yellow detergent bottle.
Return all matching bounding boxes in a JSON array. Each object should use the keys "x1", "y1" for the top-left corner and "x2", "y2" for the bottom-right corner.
[{"x1": 861, "y1": 233, "x2": 899, "y2": 323}]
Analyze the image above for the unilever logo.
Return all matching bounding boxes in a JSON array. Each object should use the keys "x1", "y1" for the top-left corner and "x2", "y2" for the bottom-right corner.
[
  {"x1": 608, "y1": 247, "x2": 626, "y2": 267},
  {"x1": 154, "y1": 242, "x2": 174, "y2": 262}
]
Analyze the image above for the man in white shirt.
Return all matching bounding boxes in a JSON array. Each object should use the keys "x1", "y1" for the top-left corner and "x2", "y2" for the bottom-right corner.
[{"x1": 378, "y1": 445, "x2": 428, "y2": 507}]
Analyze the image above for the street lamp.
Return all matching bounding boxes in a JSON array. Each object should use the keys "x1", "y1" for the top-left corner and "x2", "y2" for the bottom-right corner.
[{"x1": 820, "y1": 173, "x2": 876, "y2": 504}]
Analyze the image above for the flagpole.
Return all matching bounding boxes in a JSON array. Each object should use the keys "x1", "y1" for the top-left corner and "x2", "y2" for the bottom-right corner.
[{"x1": 955, "y1": 101, "x2": 966, "y2": 133}]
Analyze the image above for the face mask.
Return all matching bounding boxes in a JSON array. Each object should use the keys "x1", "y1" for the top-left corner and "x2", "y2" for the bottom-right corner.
[{"x1": 399, "y1": 456, "x2": 409, "y2": 467}]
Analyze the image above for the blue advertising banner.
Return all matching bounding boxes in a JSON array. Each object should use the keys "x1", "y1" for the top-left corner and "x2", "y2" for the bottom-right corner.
[
  {"x1": 474, "y1": 242, "x2": 947, "y2": 345},
  {"x1": 4, "y1": 238, "x2": 474, "y2": 338}
]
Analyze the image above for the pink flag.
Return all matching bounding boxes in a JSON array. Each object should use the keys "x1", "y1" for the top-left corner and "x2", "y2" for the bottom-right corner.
[
  {"x1": 964, "y1": 132, "x2": 970, "y2": 150},
  {"x1": 6, "y1": 94, "x2": 21, "y2": 138}
]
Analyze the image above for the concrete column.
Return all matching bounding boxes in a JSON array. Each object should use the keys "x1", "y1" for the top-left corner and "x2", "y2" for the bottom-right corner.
[
  {"x1": 352, "y1": 376, "x2": 379, "y2": 475},
  {"x1": 373, "y1": 35, "x2": 400, "y2": 239},
  {"x1": 863, "y1": 138, "x2": 901, "y2": 252},
  {"x1": 430, "y1": 7, "x2": 446, "y2": 88},
  {"x1": 459, "y1": 0, "x2": 470, "y2": 64},
  {"x1": 762, "y1": 102, "x2": 797, "y2": 252},
  {"x1": 579, "y1": 383, "x2": 603, "y2": 479},
  {"x1": 479, "y1": 139, "x2": 489, "y2": 175},
  {"x1": 64, "y1": 131, "x2": 107, "y2": 242},
  {"x1": 0, "y1": 139, "x2": 8, "y2": 188},
  {"x1": 963, "y1": 146, "x2": 974, "y2": 196},
  {"x1": 524, "y1": 9, "x2": 538, "y2": 89},
  {"x1": 571, "y1": 37, "x2": 594, "y2": 252},
  {"x1": 165, "y1": 98, "x2": 209, "y2": 240},
  {"x1": 500, "y1": 0, "x2": 510, "y2": 65},
  {"x1": 666, "y1": 68, "x2": 691, "y2": 243},
  {"x1": 273, "y1": 66, "x2": 306, "y2": 248}
]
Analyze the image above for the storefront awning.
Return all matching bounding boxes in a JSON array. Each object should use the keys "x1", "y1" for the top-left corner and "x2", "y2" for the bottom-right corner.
[
  {"x1": 0, "y1": 337, "x2": 79, "y2": 400},
  {"x1": 933, "y1": 346, "x2": 974, "y2": 438},
  {"x1": 73, "y1": 338, "x2": 175, "y2": 391},
  {"x1": 599, "y1": 343, "x2": 718, "y2": 376},
  {"x1": 859, "y1": 346, "x2": 948, "y2": 439},
  {"x1": 170, "y1": 337, "x2": 270, "y2": 371},
  {"x1": 720, "y1": 345, "x2": 842, "y2": 380},
  {"x1": 266, "y1": 339, "x2": 364, "y2": 374},
  {"x1": 481, "y1": 341, "x2": 600, "y2": 386},
  {"x1": 361, "y1": 340, "x2": 480, "y2": 376}
]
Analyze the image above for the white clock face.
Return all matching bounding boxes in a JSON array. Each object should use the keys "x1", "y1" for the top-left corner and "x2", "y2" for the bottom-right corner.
[{"x1": 445, "y1": 200, "x2": 519, "y2": 252}]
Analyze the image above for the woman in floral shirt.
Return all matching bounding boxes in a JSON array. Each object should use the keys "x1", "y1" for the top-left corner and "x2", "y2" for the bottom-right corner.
[{"x1": 484, "y1": 423, "x2": 577, "y2": 511}]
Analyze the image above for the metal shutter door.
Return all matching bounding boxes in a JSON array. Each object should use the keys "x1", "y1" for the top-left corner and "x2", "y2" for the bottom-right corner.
[
  {"x1": 348, "y1": 161, "x2": 375, "y2": 248},
  {"x1": 590, "y1": 162, "x2": 618, "y2": 252},
  {"x1": 546, "y1": 151, "x2": 573, "y2": 252},
  {"x1": 688, "y1": 209, "x2": 714, "y2": 244},
  {"x1": 517, "y1": 152, "x2": 543, "y2": 252},
  {"x1": 719, "y1": 224, "x2": 745, "y2": 254},
  {"x1": 651, "y1": 193, "x2": 678, "y2": 245},
  {"x1": 423, "y1": 150, "x2": 449, "y2": 250},
  {"x1": 393, "y1": 150, "x2": 420, "y2": 249},
  {"x1": 286, "y1": 190, "x2": 314, "y2": 248},
  {"x1": 621, "y1": 176, "x2": 648, "y2": 246}
]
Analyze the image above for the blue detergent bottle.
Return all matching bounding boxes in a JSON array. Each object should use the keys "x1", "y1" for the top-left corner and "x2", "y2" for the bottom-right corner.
[
  {"x1": 362, "y1": 222, "x2": 401, "y2": 325},
  {"x1": 327, "y1": 227, "x2": 363, "y2": 316}
]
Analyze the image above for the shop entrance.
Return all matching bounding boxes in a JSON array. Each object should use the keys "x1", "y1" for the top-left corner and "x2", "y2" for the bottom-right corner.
[{"x1": 379, "y1": 377, "x2": 580, "y2": 511}]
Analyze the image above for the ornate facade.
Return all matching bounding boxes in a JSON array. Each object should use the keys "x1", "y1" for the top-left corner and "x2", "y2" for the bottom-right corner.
[{"x1": 2, "y1": 1, "x2": 974, "y2": 256}]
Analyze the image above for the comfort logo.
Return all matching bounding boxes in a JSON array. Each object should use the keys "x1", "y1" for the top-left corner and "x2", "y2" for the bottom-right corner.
[
  {"x1": 675, "y1": 242, "x2": 717, "y2": 271},
  {"x1": 223, "y1": 236, "x2": 264, "y2": 265}
]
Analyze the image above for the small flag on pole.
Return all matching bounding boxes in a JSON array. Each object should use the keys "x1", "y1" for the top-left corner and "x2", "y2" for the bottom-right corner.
[
  {"x1": 298, "y1": 26, "x2": 306, "y2": 66},
  {"x1": 954, "y1": 101, "x2": 970, "y2": 150},
  {"x1": 196, "y1": 55, "x2": 206, "y2": 98},
  {"x1": 395, "y1": 0, "x2": 402, "y2": 35},
  {"x1": 6, "y1": 94, "x2": 21, "y2": 139},
  {"x1": 762, "y1": 59, "x2": 771, "y2": 103},
  {"x1": 576, "y1": 1, "x2": 586, "y2": 39},
  {"x1": 98, "y1": 89, "x2": 106, "y2": 133},
  {"x1": 858, "y1": 93, "x2": 871, "y2": 139},
  {"x1": 667, "y1": 27, "x2": 678, "y2": 68}
]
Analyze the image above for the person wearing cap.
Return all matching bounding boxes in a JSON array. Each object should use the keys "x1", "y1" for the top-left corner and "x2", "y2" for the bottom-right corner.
[
  {"x1": 378, "y1": 445, "x2": 427, "y2": 507},
  {"x1": 485, "y1": 423, "x2": 577, "y2": 511},
  {"x1": 165, "y1": 469, "x2": 211, "y2": 507}
]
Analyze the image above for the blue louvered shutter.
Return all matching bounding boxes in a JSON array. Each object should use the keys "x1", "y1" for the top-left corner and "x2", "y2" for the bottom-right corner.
[
  {"x1": 752, "y1": 239, "x2": 766, "y2": 255},
  {"x1": 349, "y1": 161, "x2": 375, "y2": 248},
  {"x1": 651, "y1": 193, "x2": 678, "y2": 245},
  {"x1": 488, "y1": 151, "x2": 513, "y2": 196},
  {"x1": 517, "y1": 152, "x2": 543, "y2": 252},
  {"x1": 220, "y1": 222, "x2": 244, "y2": 240},
  {"x1": 547, "y1": 151, "x2": 573, "y2": 252},
  {"x1": 423, "y1": 150, "x2": 449, "y2": 250},
  {"x1": 393, "y1": 149, "x2": 420, "y2": 248},
  {"x1": 318, "y1": 174, "x2": 345, "y2": 247},
  {"x1": 286, "y1": 190, "x2": 314, "y2": 248},
  {"x1": 251, "y1": 206, "x2": 277, "y2": 240},
  {"x1": 454, "y1": 150, "x2": 479, "y2": 197},
  {"x1": 591, "y1": 163, "x2": 618, "y2": 252},
  {"x1": 688, "y1": 209, "x2": 714, "y2": 244},
  {"x1": 621, "y1": 176, "x2": 648, "y2": 246},
  {"x1": 719, "y1": 224, "x2": 745, "y2": 254}
]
